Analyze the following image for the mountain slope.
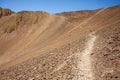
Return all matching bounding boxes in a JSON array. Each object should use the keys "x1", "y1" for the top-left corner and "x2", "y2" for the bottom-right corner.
[{"x1": 0, "y1": 5, "x2": 120, "y2": 80}]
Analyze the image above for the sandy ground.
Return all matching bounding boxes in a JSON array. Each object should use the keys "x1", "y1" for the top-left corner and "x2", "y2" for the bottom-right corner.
[
  {"x1": 77, "y1": 34, "x2": 97, "y2": 80},
  {"x1": 0, "y1": 5, "x2": 120, "y2": 80}
]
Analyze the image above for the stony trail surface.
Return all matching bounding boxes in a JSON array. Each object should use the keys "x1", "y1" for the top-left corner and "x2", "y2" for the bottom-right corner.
[{"x1": 77, "y1": 34, "x2": 97, "y2": 80}]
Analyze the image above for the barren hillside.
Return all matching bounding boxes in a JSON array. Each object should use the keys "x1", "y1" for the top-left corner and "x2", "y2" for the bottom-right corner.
[{"x1": 0, "y1": 5, "x2": 120, "y2": 80}]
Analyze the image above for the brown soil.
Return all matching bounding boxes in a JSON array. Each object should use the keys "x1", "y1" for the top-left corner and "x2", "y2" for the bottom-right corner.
[{"x1": 0, "y1": 5, "x2": 120, "y2": 80}]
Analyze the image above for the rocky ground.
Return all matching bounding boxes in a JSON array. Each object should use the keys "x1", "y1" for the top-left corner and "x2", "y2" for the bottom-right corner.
[
  {"x1": 0, "y1": 24, "x2": 120, "y2": 80},
  {"x1": 0, "y1": 36, "x2": 87, "y2": 80},
  {"x1": 0, "y1": 5, "x2": 120, "y2": 80},
  {"x1": 93, "y1": 23, "x2": 120, "y2": 80}
]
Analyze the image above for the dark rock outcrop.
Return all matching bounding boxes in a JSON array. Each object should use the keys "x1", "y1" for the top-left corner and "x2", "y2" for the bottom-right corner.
[{"x1": 0, "y1": 7, "x2": 14, "y2": 18}]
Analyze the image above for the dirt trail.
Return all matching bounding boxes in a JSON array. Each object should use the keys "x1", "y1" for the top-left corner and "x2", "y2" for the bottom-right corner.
[
  {"x1": 77, "y1": 34, "x2": 97, "y2": 80},
  {"x1": 0, "y1": 6, "x2": 120, "y2": 80}
]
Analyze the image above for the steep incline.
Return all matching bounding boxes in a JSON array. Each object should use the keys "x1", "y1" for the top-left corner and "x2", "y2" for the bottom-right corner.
[
  {"x1": 0, "y1": 11, "x2": 75, "y2": 69},
  {"x1": 0, "y1": 5, "x2": 120, "y2": 80}
]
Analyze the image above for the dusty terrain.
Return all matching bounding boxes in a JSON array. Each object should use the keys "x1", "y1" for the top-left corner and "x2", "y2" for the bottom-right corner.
[{"x1": 0, "y1": 5, "x2": 120, "y2": 80}]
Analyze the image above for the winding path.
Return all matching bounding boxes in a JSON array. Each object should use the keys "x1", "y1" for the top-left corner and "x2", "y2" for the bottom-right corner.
[{"x1": 77, "y1": 34, "x2": 97, "y2": 80}]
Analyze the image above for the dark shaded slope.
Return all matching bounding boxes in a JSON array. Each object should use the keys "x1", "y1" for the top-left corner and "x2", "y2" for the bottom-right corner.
[{"x1": 0, "y1": 7, "x2": 13, "y2": 18}]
